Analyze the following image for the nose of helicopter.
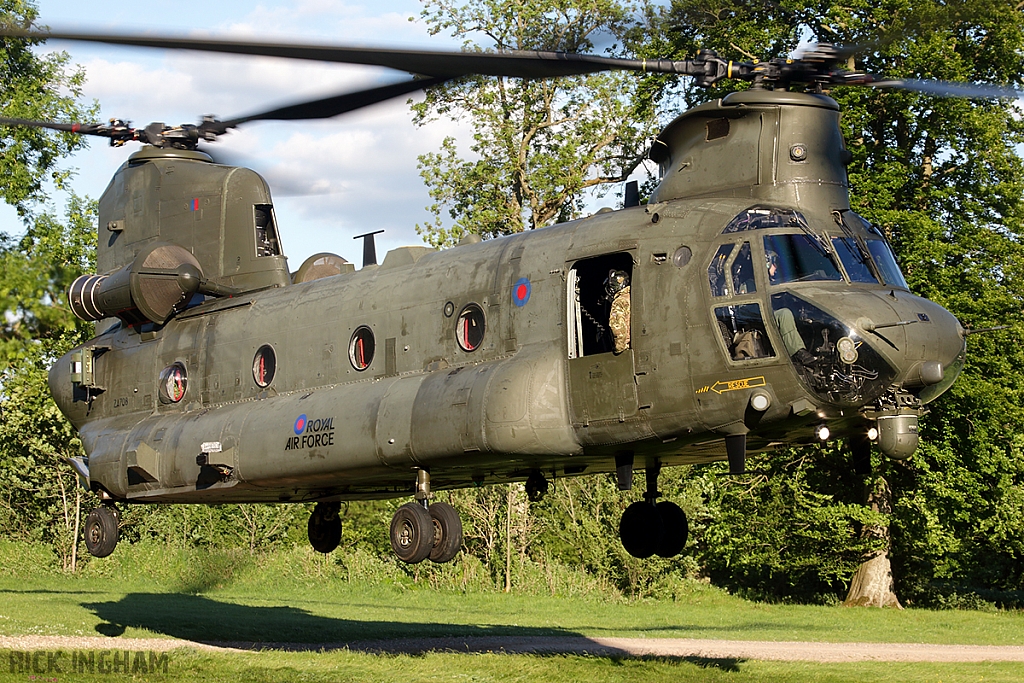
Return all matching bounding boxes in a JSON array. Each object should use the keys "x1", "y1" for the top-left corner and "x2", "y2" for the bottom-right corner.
[
  {"x1": 778, "y1": 286, "x2": 965, "y2": 407},
  {"x1": 854, "y1": 289, "x2": 965, "y2": 403}
]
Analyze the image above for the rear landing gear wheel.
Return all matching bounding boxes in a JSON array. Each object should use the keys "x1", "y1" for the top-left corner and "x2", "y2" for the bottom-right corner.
[
  {"x1": 390, "y1": 502, "x2": 434, "y2": 564},
  {"x1": 654, "y1": 501, "x2": 689, "y2": 558},
  {"x1": 308, "y1": 502, "x2": 342, "y2": 554},
  {"x1": 427, "y1": 502, "x2": 463, "y2": 563},
  {"x1": 84, "y1": 506, "x2": 119, "y2": 558},
  {"x1": 619, "y1": 501, "x2": 663, "y2": 559}
]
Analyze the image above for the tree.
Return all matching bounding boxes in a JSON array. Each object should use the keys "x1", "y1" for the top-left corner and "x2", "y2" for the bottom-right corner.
[
  {"x1": 413, "y1": 0, "x2": 660, "y2": 247},
  {"x1": 653, "y1": 0, "x2": 1024, "y2": 605},
  {"x1": 0, "y1": 0, "x2": 94, "y2": 217},
  {"x1": 0, "y1": 193, "x2": 96, "y2": 367},
  {"x1": 0, "y1": 198, "x2": 97, "y2": 566},
  {"x1": 0, "y1": 0, "x2": 98, "y2": 567}
]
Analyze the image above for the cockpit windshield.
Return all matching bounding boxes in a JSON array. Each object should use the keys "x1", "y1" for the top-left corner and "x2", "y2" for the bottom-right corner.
[
  {"x1": 831, "y1": 237, "x2": 879, "y2": 284},
  {"x1": 865, "y1": 240, "x2": 910, "y2": 289},
  {"x1": 764, "y1": 234, "x2": 842, "y2": 285}
]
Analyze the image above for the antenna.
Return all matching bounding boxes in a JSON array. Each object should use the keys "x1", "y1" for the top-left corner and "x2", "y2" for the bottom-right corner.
[{"x1": 353, "y1": 230, "x2": 385, "y2": 268}]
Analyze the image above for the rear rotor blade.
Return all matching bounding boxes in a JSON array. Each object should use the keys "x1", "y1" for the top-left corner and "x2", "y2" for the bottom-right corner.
[
  {"x1": 0, "y1": 116, "x2": 119, "y2": 137},
  {"x1": 0, "y1": 116, "x2": 138, "y2": 143}
]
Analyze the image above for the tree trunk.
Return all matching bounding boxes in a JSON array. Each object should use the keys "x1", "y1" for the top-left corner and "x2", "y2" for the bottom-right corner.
[
  {"x1": 844, "y1": 475, "x2": 902, "y2": 608},
  {"x1": 71, "y1": 487, "x2": 80, "y2": 574},
  {"x1": 504, "y1": 484, "x2": 513, "y2": 593}
]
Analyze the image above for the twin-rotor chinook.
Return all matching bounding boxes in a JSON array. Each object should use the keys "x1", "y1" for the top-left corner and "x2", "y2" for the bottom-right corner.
[{"x1": 1, "y1": 31, "x2": 988, "y2": 563}]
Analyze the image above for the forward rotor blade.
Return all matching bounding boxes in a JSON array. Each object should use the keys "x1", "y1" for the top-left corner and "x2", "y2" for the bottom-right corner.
[
  {"x1": 0, "y1": 116, "x2": 121, "y2": 137},
  {"x1": 870, "y1": 78, "x2": 1022, "y2": 99},
  {"x1": 208, "y1": 77, "x2": 448, "y2": 135},
  {"x1": 3, "y1": 29, "x2": 693, "y2": 79}
]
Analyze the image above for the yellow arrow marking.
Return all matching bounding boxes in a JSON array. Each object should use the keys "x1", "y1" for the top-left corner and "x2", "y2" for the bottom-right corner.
[{"x1": 710, "y1": 376, "x2": 766, "y2": 395}]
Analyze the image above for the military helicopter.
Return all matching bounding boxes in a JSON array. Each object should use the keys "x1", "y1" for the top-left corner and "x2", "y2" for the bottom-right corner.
[{"x1": 0, "y1": 30, "x2": 996, "y2": 564}]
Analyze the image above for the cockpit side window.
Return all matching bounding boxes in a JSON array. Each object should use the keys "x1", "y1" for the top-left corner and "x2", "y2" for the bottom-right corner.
[
  {"x1": 708, "y1": 244, "x2": 734, "y2": 296},
  {"x1": 764, "y1": 234, "x2": 843, "y2": 285},
  {"x1": 715, "y1": 303, "x2": 776, "y2": 361}
]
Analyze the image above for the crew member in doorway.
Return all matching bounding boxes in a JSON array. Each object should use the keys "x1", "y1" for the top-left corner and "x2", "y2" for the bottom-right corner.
[{"x1": 605, "y1": 269, "x2": 631, "y2": 354}]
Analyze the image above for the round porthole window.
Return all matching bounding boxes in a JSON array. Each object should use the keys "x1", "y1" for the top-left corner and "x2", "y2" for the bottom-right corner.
[
  {"x1": 350, "y1": 326, "x2": 375, "y2": 370},
  {"x1": 159, "y1": 362, "x2": 188, "y2": 404},
  {"x1": 456, "y1": 303, "x2": 485, "y2": 352},
  {"x1": 253, "y1": 345, "x2": 277, "y2": 387}
]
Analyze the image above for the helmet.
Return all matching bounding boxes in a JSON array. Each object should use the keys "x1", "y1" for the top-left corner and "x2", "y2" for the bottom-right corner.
[
  {"x1": 765, "y1": 250, "x2": 780, "y2": 268},
  {"x1": 604, "y1": 269, "x2": 629, "y2": 298}
]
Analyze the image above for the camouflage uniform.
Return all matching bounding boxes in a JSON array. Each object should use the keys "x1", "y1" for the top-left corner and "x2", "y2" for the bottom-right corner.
[{"x1": 609, "y1": 286, "x2": 631, "y2": 354}]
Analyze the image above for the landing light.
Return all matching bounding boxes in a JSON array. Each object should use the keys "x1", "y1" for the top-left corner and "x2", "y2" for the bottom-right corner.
[
  {"x1": 750, "y1": 391, "x2": 771, "y2": 412},
  {"x1": 837, "y1": 337, "x2": 859, "y2": 364},
  {"x1": 867, "y1": 427, "x2": 879, "y2": 441},
  {"x1": 816, "y1": 425, "x2": 831, "y2": 441}
]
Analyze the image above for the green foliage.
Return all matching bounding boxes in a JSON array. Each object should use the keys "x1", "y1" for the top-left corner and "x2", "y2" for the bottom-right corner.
[
  {"x1": 413, "y1": 0, "x2": 659, "y2": 247},
  {"x1": 696, "y1": 453, "x2": 885, "y2": 603},
  {"x1": 0, "y1": 0, "x2": 96, "y2": 217},
  {"x1": 0, "y1": 193, "x2": 96, "y2": 568},
  {"x1": 0, "y1": 193, "x2": 96, "y2": 367}
]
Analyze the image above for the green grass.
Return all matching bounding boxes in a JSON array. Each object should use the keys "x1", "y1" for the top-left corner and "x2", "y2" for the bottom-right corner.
[
  {"x1": 1, "y1": 648, "x2": 1023, "y2": 683},
  {"x1": 2, "y1": 575, "x2": 1023, "y2": 646},
  {"x1": 2, "y1": 540, "x2": 1023, "y2": 682}
]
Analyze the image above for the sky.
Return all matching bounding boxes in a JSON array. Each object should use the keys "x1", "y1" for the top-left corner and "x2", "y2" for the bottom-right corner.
[{"x1": 4, "y1": 0, "x2": 504, "y2": 266}]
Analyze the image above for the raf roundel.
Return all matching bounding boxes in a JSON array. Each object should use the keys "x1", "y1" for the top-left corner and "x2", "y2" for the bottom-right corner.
[
  {"x1": 294, "y1": 414, "x2": 307, "y2": 435},
  {"x1": 512, "y1": 277, "x2": 531, "y2": 307}
]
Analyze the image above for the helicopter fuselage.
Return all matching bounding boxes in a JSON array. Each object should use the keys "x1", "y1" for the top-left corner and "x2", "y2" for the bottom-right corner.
[
  {"x1": 50, "y1": 196, "x2": 963, "y2": 505},
  {"x1": 49, "y1": 89, "x2": 966, "y2": 506}
]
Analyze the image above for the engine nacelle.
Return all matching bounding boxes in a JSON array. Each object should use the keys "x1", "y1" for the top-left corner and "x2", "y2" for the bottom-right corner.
[{"x1": 68, "y1": 242, "x2": 203, "y2": 325}]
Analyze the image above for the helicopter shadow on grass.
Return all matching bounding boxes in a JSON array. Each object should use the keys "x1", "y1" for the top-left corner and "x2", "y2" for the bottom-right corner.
[
  {"x1": 80, "y1": 592, "x2": 745, "y2": 670},
  {"x1": 84, "y1": 591, "x2": 579, "y2": 644}
]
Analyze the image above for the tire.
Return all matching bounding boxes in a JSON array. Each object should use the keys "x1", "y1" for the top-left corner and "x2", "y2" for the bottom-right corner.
[
  {"x1": 390, "y1": 502, "x2": 434, "y2": 564},
  {"x1": 619, "y1": 501, "x2": 662, "y2": 559},
  {"x1": 84, "y1": 507, "x2": 119, "y2": 558},
  {"x1": 427, "y1": 502, "x2": 463, "y2": 563},
  {"x1": 308, "y1": 502, "x2": 342, "y2": 554},
  {"x1": 654, "y1": 500, "x2": 689, "y2": 558}
]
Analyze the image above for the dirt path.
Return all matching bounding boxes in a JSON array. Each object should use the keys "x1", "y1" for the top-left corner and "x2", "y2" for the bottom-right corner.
[{"x1": 3, "y1": 635, "x2": 1024, "y2": 662}]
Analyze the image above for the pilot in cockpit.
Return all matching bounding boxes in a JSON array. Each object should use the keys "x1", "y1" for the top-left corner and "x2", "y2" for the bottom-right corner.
[{"x1": 767, "y1": 250, "x2": 818, "y2": 367}]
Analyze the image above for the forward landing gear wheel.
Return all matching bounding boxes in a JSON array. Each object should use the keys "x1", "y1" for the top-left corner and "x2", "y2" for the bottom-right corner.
[
  {"x1": 390, "y1": 502, "x2": 434, "y2": 564},
  {"x1": 84, "y1": 506, "x2": 119, "y2": 558},
  {"x1": 308, "y1": 502, "x2": 342, "y2": 554},
  {"x1": 427, "y1": 502, "x2": 463, "y2": 563},
  {"x1": 654, "y1": 501, "x2": 689, "y2": 558},
  {"x1": 619, "y1": 501, "x2": 663, "y2": 559}
]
